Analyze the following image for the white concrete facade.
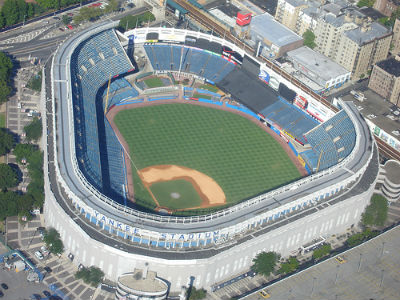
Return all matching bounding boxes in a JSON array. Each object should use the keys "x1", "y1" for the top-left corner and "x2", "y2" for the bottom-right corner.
[{"x1": 44, "y1": 175, "x2": 375, "y2": 291}]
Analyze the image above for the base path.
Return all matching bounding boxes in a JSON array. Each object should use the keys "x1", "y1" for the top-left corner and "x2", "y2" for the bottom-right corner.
[{"x1": 140, "y1": 165, "x2": 226, "y2": 209}]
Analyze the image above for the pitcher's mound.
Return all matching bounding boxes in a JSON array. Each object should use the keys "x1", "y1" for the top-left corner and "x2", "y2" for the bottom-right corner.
[{"x1": 171, "y1": 192, "x2": 181, "y2": 199}]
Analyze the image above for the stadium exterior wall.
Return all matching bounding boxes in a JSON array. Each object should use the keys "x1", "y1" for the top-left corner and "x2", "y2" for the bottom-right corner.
[{"x1": 44, "y1": 174, "x2": 374, "y2": 291}]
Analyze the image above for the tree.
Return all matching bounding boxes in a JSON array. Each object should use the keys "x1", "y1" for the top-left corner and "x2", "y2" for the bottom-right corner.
[
  {"x1": 13, "y1": 143, "x2": 37, "y2": 163},
  {"x1": 188, "y1": 287, "x2": 207, "y2": 300},
  {"x1": 1, "y1": 0, "x2": 19, "y2": 26},
  {"x1": 312, "y1": 244, "x2": 332, "y2": 260},
  {"x1": 303, "y1": 30, "x2": 316, "y2": 49},
  {"x1": 0, "y1": 129, "x2": 14, "y2": 156},
  {"x1": 26, "y1": 71, "x2": 42, "y2": 92},
  {"x1": 75, "y1": 266, "x2": 104, "y2": 286},
  {"x1": 251, "y1": 251, "x2": 280, "y2": 277},
  {"x1": 0, "y1": 163, "x2": 18, "y2": 190},
  {"x1": 0, "y1": 191, "x2": 18, "y2": 220},
  {"x1": 104, "y1": 0, "x2": 119, "y2": 13},
  {"x1": 362, "y1": 194, "x2": 388, "y2": 226},
  {"x1": 49, "y1": 239, "x2": 64, "y2": 255},
  {"x1": 24, "y1": 117, "x2": 42, "y2": 142},
  {"x1": 277, "y1": 257, "x2": 299, "y2": 274},
  {"x1": 0, "y1": 51, "x2": 13, "y2": 104},
  {"x1": 62, "y1": 14, "x2": 71, "y2": 25},
  {"x1": 118, "y1": 12, "x2": 156, "y2": 32},
  {"x1": 44, "y1": 227, "x2": 64, "y2": 255},
  {"x1": 357, "y1": 0, "x2": 375, "y2": 7}
]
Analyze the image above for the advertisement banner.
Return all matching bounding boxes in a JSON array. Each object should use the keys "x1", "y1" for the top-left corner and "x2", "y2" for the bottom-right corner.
[{"x1": 258, "y1": 69, "x2": 270, "y2": 84}]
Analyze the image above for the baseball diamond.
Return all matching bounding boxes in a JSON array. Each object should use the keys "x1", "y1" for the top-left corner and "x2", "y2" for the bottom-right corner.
[
  {"x1": 46, "y1": 23, "x2": 378, "y2": 294},
  {"x1": 110, "y1": 102, "x2": 302, "y2": 213}
]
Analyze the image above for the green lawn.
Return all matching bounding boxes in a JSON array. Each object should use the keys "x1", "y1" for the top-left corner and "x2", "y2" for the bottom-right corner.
[
  {"x1": 150, "y1": 179, "x2": 203, "y2": 209},
  {"x1": 0, "y1": 113, "x2": 5, "y2": 128},
  {"x1": 193, "y1": 93, "x2": 212, "y2": 100},
  {"x1": 198, "y1": 84, "x2": 219, "y2": 93},
  {"x1": 144, "y1": 77, "x2": 164, "y2": 88},
  {"x1": 114, "y1": 103, "x2": 301, "y2": 211}
]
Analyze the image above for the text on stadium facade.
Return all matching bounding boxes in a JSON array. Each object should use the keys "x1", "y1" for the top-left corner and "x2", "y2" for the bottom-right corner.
[{"x1": 91, "y1": 210, "x2": 221, "y2": 240}]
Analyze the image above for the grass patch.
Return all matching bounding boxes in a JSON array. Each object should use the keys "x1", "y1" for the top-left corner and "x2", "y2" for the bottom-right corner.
[
  {"x1": 144, "y1": 77, "x2": 165, "y2": 88},
  {"x1": 150, "y1": 179, "x2": 203, "y2": 209},
  {"x1": 115, "y1": 104, "x2": 301, "y2": 212},
  {"x1": 0, "y1": 113, "x2": 5, "y2": 128},
  {"x1": 193, "y1": 93, "x2": 212, "y2": 100},
  {"x1": 198, "y1": 84, "x2": 219, "y2": 93}
]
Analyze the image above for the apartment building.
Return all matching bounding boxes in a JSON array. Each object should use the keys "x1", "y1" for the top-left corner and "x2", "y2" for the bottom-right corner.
[
  {"x1": 393, "y1": 18, "x2": 400, "y2": 55},
  {"x1": 335, "y1": 21, "x2": 392, "y2": 77},
  {"x1": 373, "y1": 0, "x2": 399, "y2": 17},
  {"x1": 368, "y1": 57, "x2": 400, "y2": 106},
  {"x1": 275, "y1": 0, "x2": 310, "y2": 31}
]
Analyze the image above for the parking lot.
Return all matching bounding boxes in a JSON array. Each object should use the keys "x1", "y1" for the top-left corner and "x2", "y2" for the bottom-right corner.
[
  {"x1": 240, "y1": 225, "x2": 400, "y2": 300},
  {"x1": 3, "y1": 216, "x2": 115, "y2": 300}
]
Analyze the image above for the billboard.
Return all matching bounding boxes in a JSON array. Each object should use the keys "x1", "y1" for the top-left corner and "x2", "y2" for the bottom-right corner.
[
  {"x1": 306, "y1": 98, "x2": 334, "y2": 122},
  {"x1": 222, "y1": 46, "x2": 243, "y2": 65},
  {"x1": 294, "y1": 95, "x2": 308, "y2": 110},
  {"x1": 236, "y1": 11, "x2": 252, "y2": 26},
  {"x1": 258, "y1": 69, "x2": 270, "y2": 84}
]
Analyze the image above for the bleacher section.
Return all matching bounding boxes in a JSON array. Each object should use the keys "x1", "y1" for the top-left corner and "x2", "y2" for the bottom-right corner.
[
  {"x1": 70, "y1": 29, "x2": 133, "y2": 201},
  {"x1": 260, "y1": 97, "x2": 318, "y2": 144},
  {"x1": 144, "y1": 44, "x2": 235, "y2": 83},
  {"x1": 101, "y1": 78, "x2": 139, "y2": 108},
  {"x1": 301, "y1": 109, "x2": 356, "y2": 172}
]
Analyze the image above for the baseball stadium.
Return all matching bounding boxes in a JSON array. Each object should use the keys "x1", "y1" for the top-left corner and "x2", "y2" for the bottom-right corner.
[{"x1": 44, "y1": 20, "x2": 379, "y2": 295}]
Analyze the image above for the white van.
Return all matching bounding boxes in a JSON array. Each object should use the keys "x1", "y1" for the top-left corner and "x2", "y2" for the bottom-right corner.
[{"x1": 34, "y1": 251, "x2": 44, "y2": 260}]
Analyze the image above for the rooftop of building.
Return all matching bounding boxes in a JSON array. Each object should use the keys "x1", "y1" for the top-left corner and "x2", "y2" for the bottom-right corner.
[
  {"x1": 287, "y1": 46, "x2": 351, "y2": 80},
  {"x1": 118, "y1": 269, "x2": 168, "y2": 293},
  {"x1": 212, "y1": 1, "x2": 241, "y2": 18},
  {"x1": 249, "y1": 0, "x2": 277, "y2": 15},
  {"x1": 285, "y1": 0, "x2": 308, "y2": 8},
  {"x1": 383, "y1": 160, "x2": 400, "y2": 184},
  {"x1": 376, "y1": 57, "x2": 400, "y2": 77},
  {"x1": 359, "y1": 7, "x2": 386, "y2": 20},
  {"x1": 330, "y1": 83, "x2": 400, "y2": 140},
  {"x1": 251, "y1": 13, "x2": 303, "y2": 46},
  {"x1": 344, "y1": 21, "x2": 390, "y2": 45}
]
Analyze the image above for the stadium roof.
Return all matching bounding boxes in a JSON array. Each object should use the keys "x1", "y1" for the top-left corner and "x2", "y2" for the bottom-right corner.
[
  {"x1": 287, "y1": 46, "x2": 351, "y2": 81},
  {"x1": 250, "y1": 13, "x2": 303, "y2": 47}
]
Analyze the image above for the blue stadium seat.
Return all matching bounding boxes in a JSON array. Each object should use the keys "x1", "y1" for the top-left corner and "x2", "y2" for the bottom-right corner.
[
  {"x1": 144, "y1": 44, "x2": 236, "y2": 83},
  {"x1": 71, "y1": 29, "x2": 133, "y2": 201}
]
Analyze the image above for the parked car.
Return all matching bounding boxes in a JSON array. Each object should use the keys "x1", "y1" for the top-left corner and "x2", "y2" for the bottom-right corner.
[
  {"x1": 335, "y1": 256, "x2": 347, "y2": 264},
  {"x1": 41, "y1": 246, "x2": 49, "y2": 256},
  {"x1": 258, "y1": 289, "x2": 270, "y2": 299},
  {"x1": 59, "y1": 27, "x2": 64, "y2": 31},
  {"x1": 34, "y1": 251, "x2": 44, "y2": 260},
  {"x1": 0, "y1": 284, "x2": 7, "y2": 290},
  {"x1": 43, "y1": 290, "x2": 51, "y2": 297},
  {"x1": 0, "y1": 290, "x2": 4, "y2": 298}
]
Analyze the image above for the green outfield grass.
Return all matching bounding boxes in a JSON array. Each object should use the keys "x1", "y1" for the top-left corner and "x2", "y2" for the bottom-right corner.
[
  {"x1": 114, "y1": 103, "x2": 301, "y2": 212},
  {"x1": 144, "y1": 77, "x2": 164, "y2": 88},
  {"x1": 150, "y1": 179, "x2": 203, "y2": 210}
]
